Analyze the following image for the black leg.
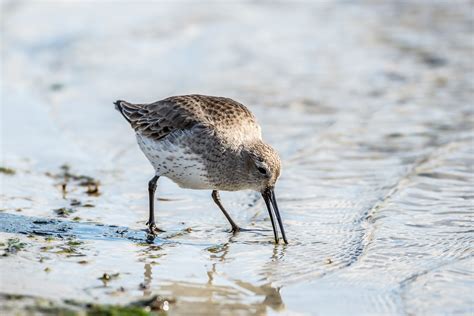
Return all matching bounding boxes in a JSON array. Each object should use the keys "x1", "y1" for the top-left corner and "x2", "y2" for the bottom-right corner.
[
  {"x1": 147, "y1": 175, "x2": 164, "y2": 234},
  {"x1": 212, "y1": 190, "x2": 240, "y2": 233}
]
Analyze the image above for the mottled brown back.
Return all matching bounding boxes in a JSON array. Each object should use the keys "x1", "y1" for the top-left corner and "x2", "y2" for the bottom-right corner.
[{"x1": 115, "y1": 94, "x2": 261, "y2": 141}]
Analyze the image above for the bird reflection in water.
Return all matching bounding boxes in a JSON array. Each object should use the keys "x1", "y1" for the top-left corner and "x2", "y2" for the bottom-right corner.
[{"x1": 139, "y1": 237, "x2": 286, "y2": 315}]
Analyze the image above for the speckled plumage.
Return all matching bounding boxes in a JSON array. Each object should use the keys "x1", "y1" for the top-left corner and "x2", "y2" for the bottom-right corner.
[
  {"x1": 115, "y1": 94, "x2": 279, "y2": 191},
  {"x1": 114, "y1": 94, "x2": 287, "y2": 243}
]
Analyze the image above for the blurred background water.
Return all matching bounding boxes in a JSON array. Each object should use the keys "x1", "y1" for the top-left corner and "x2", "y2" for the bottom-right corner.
[{"x1": 1, "y1": 1, "x2": 473, "y2": 315}]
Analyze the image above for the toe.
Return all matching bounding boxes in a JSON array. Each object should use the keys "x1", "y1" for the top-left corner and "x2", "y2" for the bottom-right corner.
[{"x1": 149, "y1": 224, "x2": 165, "y2": 233}]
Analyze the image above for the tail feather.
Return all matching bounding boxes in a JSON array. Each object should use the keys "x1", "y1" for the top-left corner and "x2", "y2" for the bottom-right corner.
[{"x1": 114, "y1": 100, "x2": 132, "y2": 124}]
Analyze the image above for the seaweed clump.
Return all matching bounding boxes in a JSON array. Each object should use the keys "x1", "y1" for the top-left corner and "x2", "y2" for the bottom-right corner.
[
  {"x1": 0, "y1": 166, "x2": 16, "y2": 175},
  {"x1": 46, "y1": 164, "x2": 101, "y2": 197},
  {"x1": 1, "y1": 238, "x2": 27, "y2": 256},
  {"x1": 1, "y1": 293, "x2": 176, "y2": 315},
  {"x1": 53, "y1": 207, "x2": 76, "y2": 217}
]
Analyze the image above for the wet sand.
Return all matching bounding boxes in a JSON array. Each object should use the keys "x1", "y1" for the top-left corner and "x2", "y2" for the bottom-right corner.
[{"x1": 1, "y1": 1, "x2": 473, "y2": 315}]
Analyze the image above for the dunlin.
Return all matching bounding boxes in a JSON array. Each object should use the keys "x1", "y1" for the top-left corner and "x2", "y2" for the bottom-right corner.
[{"x1": 114, "y1": 94, "x2": 287, "y2": 244}]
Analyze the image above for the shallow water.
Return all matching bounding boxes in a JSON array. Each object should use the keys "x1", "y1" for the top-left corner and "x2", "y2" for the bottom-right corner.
[{"x1": 1, "y1": 1, "x2": 473, "y2": 315}]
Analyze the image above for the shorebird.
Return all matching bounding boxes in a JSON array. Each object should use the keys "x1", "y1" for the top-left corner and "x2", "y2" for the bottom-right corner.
[{"x1": 114, "y1": 94, "x2": 287, "y2": 244}]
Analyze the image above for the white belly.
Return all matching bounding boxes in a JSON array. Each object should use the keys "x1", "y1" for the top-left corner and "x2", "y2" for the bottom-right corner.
[{"x1": 136, "y1": 134, "x2": 212, "y2": 190}]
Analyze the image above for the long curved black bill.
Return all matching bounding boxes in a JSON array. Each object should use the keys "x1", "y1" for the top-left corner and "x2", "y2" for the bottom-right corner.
[
  {"x1": 263, "y1": 190, "x2": 279, "y2": 243},
  {"x1": 262, "y1": 188, "x2": 288, "y2": 244},
  {"x1": 270, "y1": 189, "x2": 288, "y2": 244}
]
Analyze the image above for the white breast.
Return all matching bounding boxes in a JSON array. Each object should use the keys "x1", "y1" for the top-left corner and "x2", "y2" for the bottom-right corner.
[{"x1": 136, "y1": 134, "x2": 213, "y2": 190}]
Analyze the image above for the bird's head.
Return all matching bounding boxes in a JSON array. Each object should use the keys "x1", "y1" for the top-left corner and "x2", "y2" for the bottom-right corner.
[
  {"x1": 243, "y1": 140, "x2": 281, "y2": 192},
  {"x1": 242, "y1": 140, "x2": 287, "y2": 244}
]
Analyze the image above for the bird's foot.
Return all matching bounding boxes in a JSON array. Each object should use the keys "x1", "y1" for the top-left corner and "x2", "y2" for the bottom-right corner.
[
  {"x1": 230, "y1": 226, "x2": 251, "y2": 233},
  {"x1": 147, "y1": 222, "x2": 165, "y2": 234}
]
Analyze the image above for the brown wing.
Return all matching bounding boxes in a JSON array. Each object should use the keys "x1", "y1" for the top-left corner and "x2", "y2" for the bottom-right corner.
[{"x1": 114, "y1": 94, "x2": 259, "y2": 140}]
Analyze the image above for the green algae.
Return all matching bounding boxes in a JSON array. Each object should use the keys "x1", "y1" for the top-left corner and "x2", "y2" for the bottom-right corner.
[
  {"x1": 2, "y1": 238, "x2": 27, "y2": 255},
  {"x1": 0, "y1": 167, "x2": 16, "y2": 175},
  {"x1": 1, "y1": 293, "x2": 154, "y2": 316},
  {"x1": 53, "y1": 207, "x2": 76, "y2": 217},
  {"x1": 87, "y1": 304, "x2": 150, "y2": 316}
]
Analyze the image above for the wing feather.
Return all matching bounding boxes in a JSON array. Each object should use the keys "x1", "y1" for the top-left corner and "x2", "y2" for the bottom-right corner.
[{"x1": 114, "y1": 95, "x2": 260, "y2": 141}]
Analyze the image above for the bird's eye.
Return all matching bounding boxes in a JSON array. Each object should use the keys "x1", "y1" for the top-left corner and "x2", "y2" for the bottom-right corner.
[{"x1": 257, "y1": 167, "x2": 267, "y2": 175}]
